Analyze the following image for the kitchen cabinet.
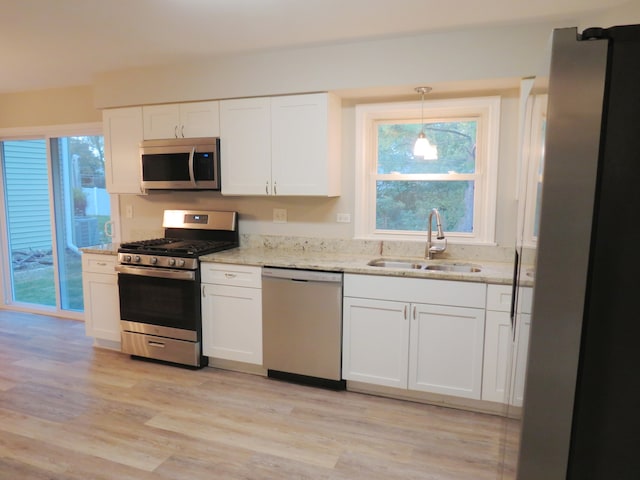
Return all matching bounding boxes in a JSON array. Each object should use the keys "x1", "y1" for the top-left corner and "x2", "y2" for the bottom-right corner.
[
  {"x1": 143, "y1": 101, "x2": 220, "y2": 139},
  {"x1": 103, "y1": 107, "x2": 144, "y2": 194},
  {"x1": 481, "y1": 284, "x2": 532, "y2": 405},
  {"x1": 342, "y1": 274, "x2": 486, "y2": 399},
  {"x1": 220, "y1": 93, "x2": 341, "y2": 196},
  {"x1": 81, "y1": 253, "x2": 120, "y2": 346},
  {"x1": 201, "y1": 263, "x2": 262, "y2": 365}
]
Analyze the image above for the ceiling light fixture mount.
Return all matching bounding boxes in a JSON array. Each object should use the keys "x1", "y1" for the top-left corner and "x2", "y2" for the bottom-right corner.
[{"x1": 413, "y1": 86, "x2": 438, "y2": 160}]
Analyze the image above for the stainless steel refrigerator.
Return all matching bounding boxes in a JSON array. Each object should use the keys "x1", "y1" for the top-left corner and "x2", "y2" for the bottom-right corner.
[{"x1": 516, "y1": 24, "x2": 640, "y2": 479}]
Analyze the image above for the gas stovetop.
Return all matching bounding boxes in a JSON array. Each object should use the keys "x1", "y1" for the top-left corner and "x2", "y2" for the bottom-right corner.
[
  {"x1": 117, "y1": 210, "x2": 239, "y2": 270},
  {"x1": 118, "y1": 238, "x2": 237, "y2": 257}
]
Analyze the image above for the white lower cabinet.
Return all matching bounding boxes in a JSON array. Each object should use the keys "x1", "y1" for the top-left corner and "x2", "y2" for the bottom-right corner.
[
  {"x1": 342, "y1": 274, "x2": 486, "y2": 400},
  {"x1": 342, "y1": 297, "x2": 409, "y2": 388},
  {"x1": 482, "y1": 284, "x2": 532, "y2": 405},
  {"x1": 82, "y1": 253, "x2": 120, "y2": 344},
  {"x1": 201, "y1": 263, "x2": 262, "y2": 365}
]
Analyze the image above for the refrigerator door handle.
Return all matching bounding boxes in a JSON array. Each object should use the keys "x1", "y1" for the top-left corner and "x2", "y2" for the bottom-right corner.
[{"x1": 510, "y1": 249, "x2": 520, "y2": 339}]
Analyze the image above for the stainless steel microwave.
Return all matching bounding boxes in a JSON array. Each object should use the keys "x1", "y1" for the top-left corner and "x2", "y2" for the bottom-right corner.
[{"x1": 140, "y1": 137, "x2": 220, "y2": 191}]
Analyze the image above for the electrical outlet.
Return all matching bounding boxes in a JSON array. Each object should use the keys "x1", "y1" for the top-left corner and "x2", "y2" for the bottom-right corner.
[
  {"x1": 125, "y1": 205, "x2": 133, "y2": 219},
  {"x1": 336, "y1": 213, "x2": 351, "y2": 223},
  {"x1": 273, "y1": 208, "x2": 287, "y2": 223}
]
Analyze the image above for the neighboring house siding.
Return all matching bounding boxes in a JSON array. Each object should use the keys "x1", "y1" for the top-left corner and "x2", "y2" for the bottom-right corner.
[{"x1": 3, "y1": 140, "x2": 52, "y2": 253}]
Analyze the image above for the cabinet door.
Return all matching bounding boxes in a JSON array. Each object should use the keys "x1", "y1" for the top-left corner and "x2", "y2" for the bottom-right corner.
[
  {"x1": 409, "y1": 303, "x2": 485, "y2": 399},
  {"x1": 201, "y1": 283, "x2": 262, "y2": 365},
  {"x1": 103, "y1": 107, "x2": 144, "y2": 194},
  {"x1": 481, "y1": 310, "x2": 513, "y2": 403},
  {"x1": 342, "y1": 297, "x2": 410, "y2": 388},
  {"x1": 511, "y1": 313, "x2": 531, "y2": 406},
  {"x1": 180, "y1": 101, "x2": 220, "y2": 138},
  {"x1": 82, "y1": 271, "x2": 120, "y2": 342},
  {"x1": 143, "y1": 104, "x2": 180, "y2": 139},
  {"x1": 220, "y1": 97, "x2": 272, "y2": 195},
  {"x1": 271, "y1": 93, "x2": 336, "y2": 196}
]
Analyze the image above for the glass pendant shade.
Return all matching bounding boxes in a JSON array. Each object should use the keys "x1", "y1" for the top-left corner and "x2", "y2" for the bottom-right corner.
[
  {"x1": 414, "y1": 86, "x2": 438, "y2": 160},
  {"x1": 414, "y1": 131, "x2": 438, "y2": 160}
]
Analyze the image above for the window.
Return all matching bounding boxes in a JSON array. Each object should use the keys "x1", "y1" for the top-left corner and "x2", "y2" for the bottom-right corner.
[
  {"x1": 520, "y1": 94, "x2": 547, "y2": 246},
  {"x1": 0, "y1": 124, "x2": 112, "y2": 317},
  {"x1": 355, "y1": 97, "x2": 501, "y2": 244}
]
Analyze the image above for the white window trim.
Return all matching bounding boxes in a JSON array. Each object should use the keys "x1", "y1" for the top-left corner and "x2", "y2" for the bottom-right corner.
[
  {"x1": 354, "y1": 96, "x2": 501, "y2": 245},
  {"x1": 519, "y1": 93, "x2": 547, "y2": 248}
]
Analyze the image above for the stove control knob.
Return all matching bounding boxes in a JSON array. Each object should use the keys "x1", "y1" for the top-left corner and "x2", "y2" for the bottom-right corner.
[
  {"x1": 168, "y1": 258, "x2": 176, "y2": 266},
  {"x1": 123, "y1": 255, "x2": 132, "y2": 262},
  {"x1": 177, "y1": 259, "x2": 186, "y2": 267},
  {"x1": 150, "y1": 257, "x2": 158, "y2": 265},
  {"x1": 134, "y1": 255, "x2": 141, "y2": 263}
]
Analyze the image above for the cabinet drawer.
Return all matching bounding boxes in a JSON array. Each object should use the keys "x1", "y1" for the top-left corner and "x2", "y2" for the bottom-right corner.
[
  {"x1": 486, "y1": 284, "x2": 533, "y2": 314},
  {"x1": 486, "y1": 284, "x2": 513, "y2": 312},
  {"x1": 82, "y1": 254, "x2": 117, "y2": 274},
  {"x1": 201, "y1": 262, "x2": 261, "y2": 288},
  {"x1": 344, "y1": 274, "x2": 486, "y2": 309}
]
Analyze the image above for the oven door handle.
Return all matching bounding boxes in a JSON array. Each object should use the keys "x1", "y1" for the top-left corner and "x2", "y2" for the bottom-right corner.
[{"x1": 115, "y1": 265, "x2": 196, "y2": 281}]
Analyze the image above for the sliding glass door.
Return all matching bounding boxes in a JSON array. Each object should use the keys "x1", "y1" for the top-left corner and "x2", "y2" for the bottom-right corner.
[{"x1": 0, "y1": 131, "x2": 110, "y2": 315}]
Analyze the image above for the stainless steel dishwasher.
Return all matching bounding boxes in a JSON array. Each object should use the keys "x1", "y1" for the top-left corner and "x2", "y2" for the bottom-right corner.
[{"x1": 262, "y1": 267, "x2": 345, "y2": 390}]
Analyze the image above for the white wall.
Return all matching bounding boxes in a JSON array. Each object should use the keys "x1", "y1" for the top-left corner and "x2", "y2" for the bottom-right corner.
[
  {"x1": 93, "y1": 9, "x2": 640, "y2": 247},
  {"x1": 93, "y1": 21, "x2": 555, "y2": 108}
]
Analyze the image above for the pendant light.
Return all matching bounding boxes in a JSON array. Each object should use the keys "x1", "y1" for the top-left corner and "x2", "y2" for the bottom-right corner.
[{"x1": 413, "y1": 86, "x2": 438, "y2": 160}]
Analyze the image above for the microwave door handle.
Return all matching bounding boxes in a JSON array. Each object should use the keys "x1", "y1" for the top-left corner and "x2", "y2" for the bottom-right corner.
[{"x1": 188, "y1": 147, "x2": 196, "y2": 187}]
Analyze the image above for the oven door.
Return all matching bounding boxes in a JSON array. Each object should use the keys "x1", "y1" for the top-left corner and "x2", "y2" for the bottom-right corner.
[{"x1": 116, "y1": 265, "x2": 201, "y2": 341}]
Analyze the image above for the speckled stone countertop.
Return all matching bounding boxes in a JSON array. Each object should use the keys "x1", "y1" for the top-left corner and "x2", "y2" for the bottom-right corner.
[
  {"x1": 80, "y1": 243, "x2": 119, "y2": 255},
  {"x1": 201, "y1": 247, "x2": 530, "y2": 286},
  {"x1": 79, "y1": 237, "x2": 534, "y2": 286}
]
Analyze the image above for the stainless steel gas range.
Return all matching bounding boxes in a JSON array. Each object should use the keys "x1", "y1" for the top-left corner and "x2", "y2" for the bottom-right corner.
[{"x1": 115, "y1": 210, "x2": 239, "y2": 368}]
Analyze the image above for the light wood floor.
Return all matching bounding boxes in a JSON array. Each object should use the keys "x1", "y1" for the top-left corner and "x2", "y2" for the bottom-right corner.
[{"x1": 0, "y1": 311, "x2": 516, "y2": 479}]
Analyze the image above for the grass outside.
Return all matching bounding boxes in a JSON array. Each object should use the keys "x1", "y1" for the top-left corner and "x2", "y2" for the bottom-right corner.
[{"x1": 13, "y1": 251, "x2": 83, "y2": 311}]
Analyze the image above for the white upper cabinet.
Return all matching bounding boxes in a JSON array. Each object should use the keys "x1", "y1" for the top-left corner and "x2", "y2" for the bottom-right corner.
[
  {"x1": 220, "y1": 93, "x2": 341, "y2": 196},
  {"x1": 143, "y1": 101, "x2": 220, "y2": 139},
  {"x1": 103, "y1": 107, "x2": 144, "y2": 194},
  {"x1": 219, "y1": 97, "x2": 272, "y2": 195}
]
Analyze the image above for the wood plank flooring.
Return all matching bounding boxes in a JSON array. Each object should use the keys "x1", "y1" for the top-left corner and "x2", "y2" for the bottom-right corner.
[{"x1": 0, "y1": 311, "x2": 517, "y2": 479}]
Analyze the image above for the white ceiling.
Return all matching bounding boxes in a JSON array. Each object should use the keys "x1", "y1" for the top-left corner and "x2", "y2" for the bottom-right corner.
[{"x1": 0, "y1": 0, "x2": 630, "y2": 94}]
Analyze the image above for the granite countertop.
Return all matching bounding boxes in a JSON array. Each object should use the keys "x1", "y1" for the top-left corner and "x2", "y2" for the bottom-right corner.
[
  {"x1": 79, "y1": 241, "x2": 533, "y2": 286},
  {"x1": 201, "y1": 247, "x2": 530, "y2": 286},
  {"x1": 80, "y1": 243, "x2": 119, "y2": 255}
]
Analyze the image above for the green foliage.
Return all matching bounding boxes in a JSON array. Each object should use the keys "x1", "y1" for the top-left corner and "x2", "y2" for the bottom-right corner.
[
  {"x1": 376, "y1": 181, "x2": 473, "y2": 232},
  {"x1": 375, "y1": 120, "x2": 477, "y2": 233}
]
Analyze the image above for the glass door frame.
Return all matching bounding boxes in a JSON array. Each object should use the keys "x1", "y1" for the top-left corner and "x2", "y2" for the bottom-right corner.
[{"x1": 0, "y1": 122, "x2": 112, "y2": 320}]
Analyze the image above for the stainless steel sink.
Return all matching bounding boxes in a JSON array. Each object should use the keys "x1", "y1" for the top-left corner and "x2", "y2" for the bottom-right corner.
[{"x1": 367, "y1": 258, "x2": 481, "y2": 273}]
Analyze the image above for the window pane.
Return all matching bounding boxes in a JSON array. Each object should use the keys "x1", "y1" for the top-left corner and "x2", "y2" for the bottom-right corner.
[
  {"x1": 2, "y1": 139, "x2": 56, "y2": 307},
  {"x1": 376, "y1": 180, "x2": 474, "y2": 232},
  {"x1": 377, "y1": 121, "x2": 477, "y2": 174},
  {"x1": 51, "y1": 135, "x2": 108, "y2": 312}
]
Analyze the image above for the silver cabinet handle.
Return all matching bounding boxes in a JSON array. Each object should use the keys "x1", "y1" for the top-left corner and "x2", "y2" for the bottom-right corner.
[
  {"x1": 148, "y1": 341, "x2": 166, "y2": 348},
  {"x1": 274, "y1": 181, "x2": 277, "y2": 195},
  {"x1": 404, "y1": 305, "x2": 408, "y2": 319},
  {"x1": 413, "y1": 306, "x2": 417, "y2": 320},
  {"x1": 181, "y1": 125, "x2": 185, "y2": 138},
  {"x1": 266, "y1": 180, "x2": 269, "y2": 195},
  {"x1": 96, "y1": 262, "x2": 107, "y2": 266},
  {"x1": 224, "y1": 273, "x2": 237, "y2": 279},
  {"x1": 174, "y1": 125, "x2": 178, "y2": 138}
]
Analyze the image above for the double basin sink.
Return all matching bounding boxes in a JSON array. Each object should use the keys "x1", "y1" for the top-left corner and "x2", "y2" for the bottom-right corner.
[{"x1": 367, "y1": 258, "x2": 481, "y2": 273}]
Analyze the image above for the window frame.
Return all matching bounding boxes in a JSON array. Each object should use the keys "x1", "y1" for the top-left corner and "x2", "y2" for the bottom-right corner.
[
  {"x1": 519, "y1": 93, "x2": 547, "y2": 248},
  {"x1": 354, "y1": 96, "x2": 501, "y2": 244}
]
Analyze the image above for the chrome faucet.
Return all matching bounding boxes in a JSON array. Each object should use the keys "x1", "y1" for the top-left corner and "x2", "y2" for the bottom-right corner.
[{"x1": 425, "y1": 208, "x2": 447, "y2": 259}]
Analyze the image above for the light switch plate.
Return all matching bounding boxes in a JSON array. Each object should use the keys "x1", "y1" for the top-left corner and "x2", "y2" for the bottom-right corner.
[{"x1": 337, "y1": 213, "x2": 351, "y2": 223}]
